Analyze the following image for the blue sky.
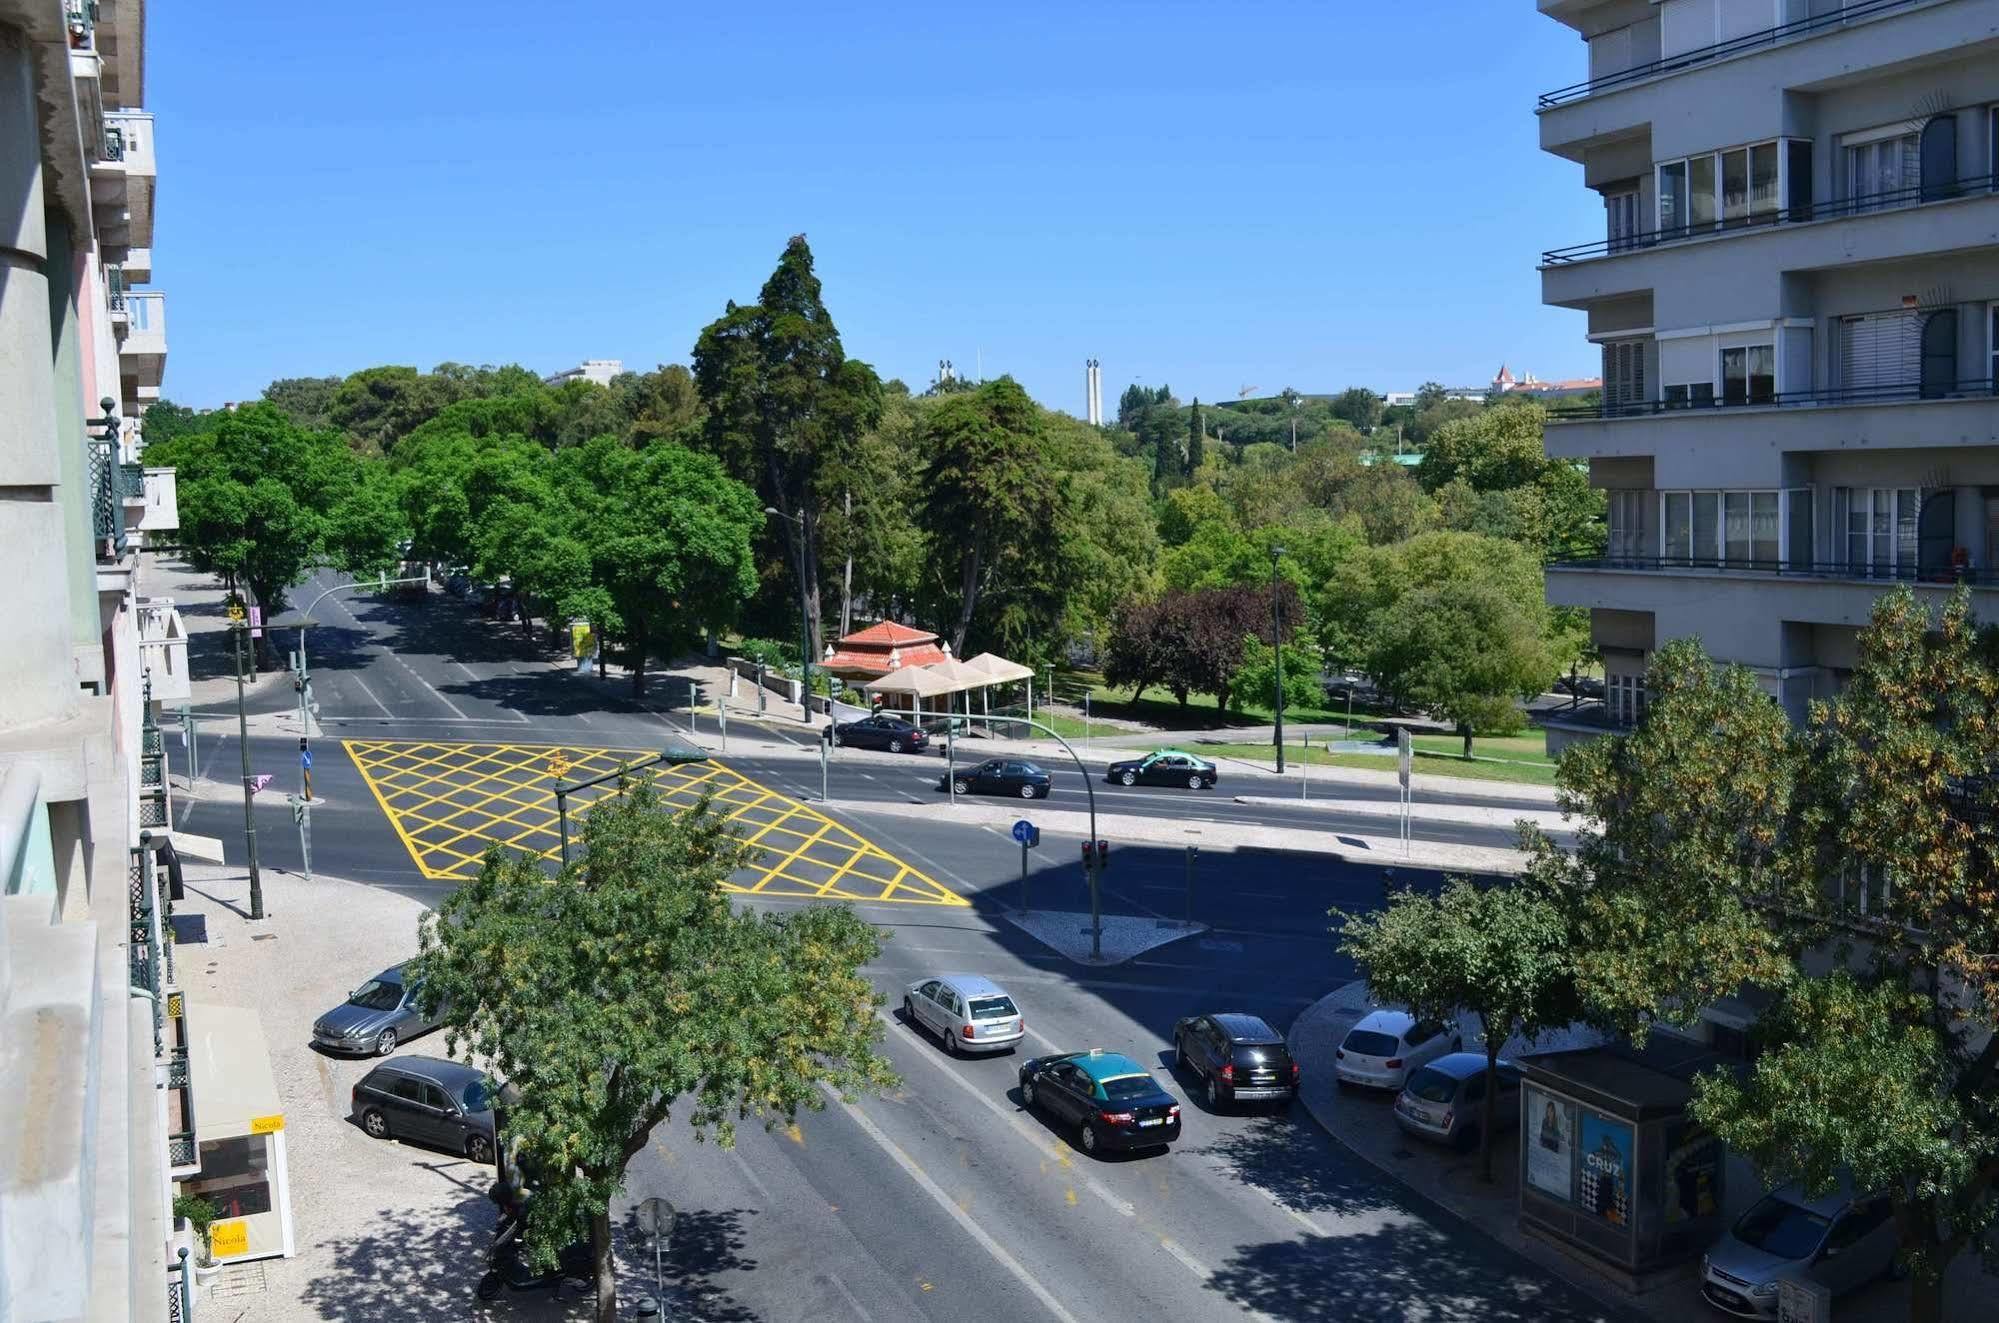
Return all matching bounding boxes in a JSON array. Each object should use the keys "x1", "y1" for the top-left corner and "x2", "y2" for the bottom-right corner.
[{"x1": 152, "y1": 2, "x2": 1602, "y2": 413}]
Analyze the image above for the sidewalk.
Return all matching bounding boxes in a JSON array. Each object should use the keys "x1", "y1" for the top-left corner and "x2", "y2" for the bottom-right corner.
[{"x1": 1286, "y1": 982, "x2": 1973, "y2": 1323}]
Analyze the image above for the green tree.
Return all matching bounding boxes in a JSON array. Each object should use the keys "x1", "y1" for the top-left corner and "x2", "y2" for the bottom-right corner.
[
  {"x1": 692, "y1": 236, "x2": 884, "y2": 668},
  {"x1": 412, "y1": 781, "x2": 896, "y2": 1323},
  {"x1": 1325, "y1": 530, "x2": 1542, "y2": 674},
  {"x1": 329, "y1": 365, "x2": 466, "y2": 454},
  {"x1": 1330, "y1": 462, "x2": 1438, "y2": 546},
  {"x1": 1335, "y1": 878, "x2": 1580, "y2": 1181},
  {"x1": 1365, "y1": 578, "x2": 1554, "y2": 755},
  {"x1": 1329, "y1": 386, "x2": 1385, "y2": 433},
  {"x1": 1159, "y1": 486, "x2": 1236, "y2": 547},
  {"x1": 1414, "y1": 381, "x2": 1449, "y2": 411},
  {"x1": 260, "y1": 376, "x2": 342, "y2": 431},
  {"x1": 1231, "y1": 635, "x2": 1323, "y2": 714},
  {"x1": 1185, "y1": 398, "x2": 1205, "y2": 475},
  {"x1": 137, "y1": 399, "x2": 202, "y2": 450}
]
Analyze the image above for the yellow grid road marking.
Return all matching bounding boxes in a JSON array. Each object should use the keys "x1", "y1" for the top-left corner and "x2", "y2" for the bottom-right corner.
[{"x1": 341, "y1": 740, "x2": 966, "y2": 907}]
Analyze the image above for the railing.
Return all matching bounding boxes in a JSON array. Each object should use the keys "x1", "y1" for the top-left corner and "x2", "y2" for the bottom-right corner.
[
  {"x1": 1551, "y1": 378, "x2": 1997, "y2": 421},
  {"x1": 65, "y1": 0, "x2": 94, "y2": 50},
  {"x1": 1544, "y1": 173, "x2": 1998, "y2": 265},
  {"x1": 107, "y1": 264, "x2": 125, "y2": 312},
  {"x1": 1538, "y1": 0, "x2": 1924, "y2": 109},
  {"x1": 168, "y1": 1248, "x2": 192, "y2": 1323},
  {"x1": 1549, "y1": 555, "x2": 1999, "y2": 587},
  {"x1": 88, "y1": 436, "x2": 119, "y2": 552},
  {"x1": 101, "y1": 123, "x2": 124, "y2": 162},
  {"x1": 128, "y1": 847, "x2": 162, "y2": 1057},
  {"x1": 140, "y1": 673, "x2": 169, "y2": 829}
]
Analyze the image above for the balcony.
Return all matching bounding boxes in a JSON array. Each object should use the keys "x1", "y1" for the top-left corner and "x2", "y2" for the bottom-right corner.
[
  {"x1": 1537, "y1": 0, "x2": 1925, "y2": 110},
  {"x1": 90, "y1": 111, "x2": 155, "y2": 251},
  {"x1": 119, "y1": 291, "x2": 167, "y2": 393},
  {"x1": 1552, "y1": 377, "x2": 1998, "y2": 423},
  {"x1": 138, "y1": 599, "x2": 190, "y2": 707},
  {"x1": 141, "y1": 466, "x2": 179, "y2": 534},
  {"x1": 1546, "y1": 555, "x2": 1999, "y2": 628}
]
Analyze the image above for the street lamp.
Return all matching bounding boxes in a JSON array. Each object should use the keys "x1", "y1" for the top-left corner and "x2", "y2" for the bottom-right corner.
[
  {"x1": 1271, "y1": 545, "x2": 1287, "y2": 775},
  {"x1": 765, "y1": 507, "x2": 815, "y2": 727}
]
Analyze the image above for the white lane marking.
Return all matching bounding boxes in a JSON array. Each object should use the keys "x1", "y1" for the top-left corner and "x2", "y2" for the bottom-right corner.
[
  {"x1": 392, "y1": 653, "x2": 469, "y2": 719},
  {"x1": 455, "y1": 659, "x2": 481, "y2": 683},
  {"x1": 873, "y1": 1009, "x2": 1134, "y2": 1217},
  {"x1": 817, "y1": 1082, "x2": 1084, "y2": 1323},
  {"x1": 827, "y1": 1273, "x2": 876, "y2": 1322},
  {"x1": 1158, "y1": 1236, "x2": 1209, "y2": 1278},
  {"x1": 577, "y1": 711, "x2": 598, "y2": 726},
  {"x1": 728, "y1": 1147, "x2": 772, "y2": 1203},
  {"x1": 350, "y1": 677, "x2": 396, "y2": 718}
]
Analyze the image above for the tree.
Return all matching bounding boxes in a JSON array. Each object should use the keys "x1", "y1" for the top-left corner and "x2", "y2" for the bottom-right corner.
[
  {"x1": 1414, "y1": 381, "x2": 1450, "y2": 411},
  {"x1": 1365, "y1": 578, "x2": 1554, "y2": 755},
  {"x1": 1325, "y1": 531, "x2": 1542, "y2": 677},
  {"x1": 915, "y1": 377, "x2": 1067, "y2": 655},
  {"x1": 1335, "y1": 878, "x2": 1580, "y2": 1181},
  {"x1": 1231, "y1": 635, "x2": 1322, "y2": 714},
  {"x1": 1185, "y1": 399, "x2": 1205, "y2": 475},
  {"x1": 329, "y1": 365, "x2": 465, "y2": 454},
  {"x1": 1102, "y1": 584, "x2": 1300, "y2": 713},
  {"x1": 260, "y1": 376, "x2": 342, "y2": 431},
  {"x1": 1329, "y1": 386, "x2": 1385, "y2": 433},
  {"x1": 137, "y1": 399, "x2": 202, "y2": 450},
  {"x1": 412, "y1": 781, "x2": 896, "y2": 1323},
  {"x1": 692, "y1": 236, "x2": 884, "y2": 670},
  {"x1": 1331, "y1": 462, "x2": 1438, "y2": 546}
]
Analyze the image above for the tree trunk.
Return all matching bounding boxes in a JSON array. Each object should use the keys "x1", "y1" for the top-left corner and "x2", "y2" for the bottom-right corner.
[
  {"x1": 1909, "y1": 1261, "x2": 1945, "y2": 1323},
  {"x1": 590, "y1": 1208, "x2": 617, "y2": 1323},
  {"x1": 629, "y1": 617, "x2": 649, "y2": 697},
  {"x1": 1459, "y1": 721, "x2": 1472, "y2": 758},
  {"x1": 950, "y1": 550, "x2": 981, "y2": 656},
  {"x1": 800, "y1": 505, "x2": 825, "y2": 666},
  {"x1": 1478, "y1": 1027, "x2": 1501, "y2": 1183},
  {"x1": 840, "y1": 488, "x2": 854, "y2": 639}
]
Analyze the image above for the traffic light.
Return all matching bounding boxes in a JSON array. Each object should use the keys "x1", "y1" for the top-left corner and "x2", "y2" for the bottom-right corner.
[
  {"x1": 1081, "y1": 841, "x2": 1093, "y2": 868},
  {"x1": 1081, "y1": 840, "x2": 1110, "y2": 871},
  {"x1": 1095, "y1": 840, "x2": 1109, "y2": 870}
]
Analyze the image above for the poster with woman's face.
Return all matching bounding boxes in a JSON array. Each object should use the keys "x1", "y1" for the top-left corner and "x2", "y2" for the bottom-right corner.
[{"x1": 1525, "y1": 1087, "x2": 1575, "y2": 1201}]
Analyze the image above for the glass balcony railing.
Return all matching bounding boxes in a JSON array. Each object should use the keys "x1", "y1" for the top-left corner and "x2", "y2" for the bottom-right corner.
[
  {"x1": 1549, "y1": 556, "x2": 1999, "y2": 587},
  {"x1": 1552, "y1": 378, "x2": 1997, "y2": 421}
]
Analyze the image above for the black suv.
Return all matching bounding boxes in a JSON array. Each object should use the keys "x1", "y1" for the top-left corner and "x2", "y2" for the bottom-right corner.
[
  {"x1": 1172, "y1": 1013, "x2": 1299, "y2": 1111},
  {"x1": 350, "y1": 1055, "x2": 498, "y2": 1163}
]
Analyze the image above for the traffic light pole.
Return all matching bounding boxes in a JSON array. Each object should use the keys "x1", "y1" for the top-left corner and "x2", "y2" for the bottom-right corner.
[
  {"x1": 233, "y1": 620, "x2": 264, "y2": 920},
  {"x1": 968, "y1": 715, "x2": 1101, "y2": 958}
]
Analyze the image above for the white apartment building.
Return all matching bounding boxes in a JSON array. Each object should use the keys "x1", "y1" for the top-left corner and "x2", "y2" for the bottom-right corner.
[
  {"x1": 1, "y1": 2, "x2": 187, "y2": 1319},
  {"x1": 1534, "y1": 0, "x2": 1999, "y2": 751},
  {"x1": 543, "y1": 358, "x2": 624, "y2": 388}
]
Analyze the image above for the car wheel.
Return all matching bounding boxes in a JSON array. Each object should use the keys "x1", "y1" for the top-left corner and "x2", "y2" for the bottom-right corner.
[
  {"x1": 374, "y1": 1028, "x2": 397, "y2": 1056},
  {"x1": 1021, "y1": 1079, "x2": 1037, "y2": 1109},
  {"x1": 1120, "y1": 771, "x2": 1137, "y2": 786},
  {"x1": 889, "y1": 739, "x2": 903, "y2": 753},
  {"x1": 1187, "y1": 774, "x2": 1203, "y2": 790},
  {"x1": 467, "y1": 1133, "x2": 494, "y2": 1164},
  {"x1": 476, "y1": 1270, "x2": 504, "y2": 1302},
  {"x1": 1019, "y1": 784, "x2": 1037, "y2": 800},
  {"x1": 1207, "y1": 1075, "x2": 1224, "y2": 1111},
  {"x1": 361, "y1": 1107, "x2": 390, "y2": 1140},
  {"x1": 1079, "y1": 1121, "x2": 1099, "y2": 1154},
  {"x1": 944, "y1": 1027, "x2": 960, "y2": 1056},
  {"x1": 952, "y1": 778, "x2": 971, "y2": 795},
  {"x1": 1174, "y1": 1039, "x2": 1188, "y2": 1071},
  {"x1": 902, "y1": 995, "x2": 919, "y2": 1029}
]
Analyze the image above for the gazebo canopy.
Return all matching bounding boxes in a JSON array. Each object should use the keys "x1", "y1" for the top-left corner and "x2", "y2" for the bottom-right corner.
[
  {"x1": 962, "y1": 652, "x2": 1034, "y2": 684},
  {"x1": 918, "y1": 658, "x2": 992, "y2": 694},
  {"x1": 862, "y1": 666, "x2": 958, "y2": 698}
]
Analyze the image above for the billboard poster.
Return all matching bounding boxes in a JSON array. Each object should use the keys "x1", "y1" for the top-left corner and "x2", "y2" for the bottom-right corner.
[
  {"x1": 1580, "y1": 1114, "x2": 1634, "y2": 1228},
  {"x1": 1525, "y1": 1087, "x2": 1575, "y2": 1201}
]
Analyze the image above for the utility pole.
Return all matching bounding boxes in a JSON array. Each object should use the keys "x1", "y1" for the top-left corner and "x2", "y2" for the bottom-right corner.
[
  {"x1": 231, "y1": 614, "x2": 264, "y2": 919},
  {"x1": 1271, "y1": 545, "x2": 1287, "y2": 775},
  {"x1": 766, "y1": 507, "x2": 815, "y2": 727}
]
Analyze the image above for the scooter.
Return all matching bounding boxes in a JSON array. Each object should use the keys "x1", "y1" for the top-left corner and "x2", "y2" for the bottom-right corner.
[{"x1": 475, "y1": 1216, "x2": 593, "y2": 1301}]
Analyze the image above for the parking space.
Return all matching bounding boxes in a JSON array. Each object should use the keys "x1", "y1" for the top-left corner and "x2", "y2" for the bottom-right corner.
[{"x1": 342, "y1": 739, "x2": 967, "y2": 906}]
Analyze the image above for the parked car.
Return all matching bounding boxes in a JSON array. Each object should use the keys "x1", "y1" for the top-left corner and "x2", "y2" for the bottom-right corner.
[
  {"x1": 1333, "y1": 1009, "x2": 1462, "y2": 1090},
  {"x1": 939, "y1": 758, "x2": 1052, "y2": 799},
  {"x1": 832, "y1": 714, "x2": 929, "y2": 753},
  {"x1": 902, "y1": 974, "x2": 1025, "y2": 1055},
  {"x1": 1105, "y1": 750, "x2": 1219, "y2": 790},
  {"x1": 1701, "y1": 1182, "x2": 1900, "y2": 1319},
  {"x1": 1393, "y1": 1053, "x2": 1520, "y2": 1149},
  {"x1": 1172, "y1": 1012, "x2": 1298, "y2": 1110},
  {"x1": 1017, "y1": 1050, "x2": 1181, "y2": 1156},
  {"x1": 312, "y1": 961, "x2": 443, "y2": 1056},
  {"x1": 351, "y1": 1055, "x2": 497, "y2": 1163}
]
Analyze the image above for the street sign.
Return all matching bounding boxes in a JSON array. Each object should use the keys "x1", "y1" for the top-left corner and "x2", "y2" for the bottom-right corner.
[
  {"x1": 1396, "y1": 728, "x2": 1412, "y2": 789},
  {"x1": 251, "y1": 774, "x2": 274, "y2": 794},
  {"x1": 1011, "y1": 819, "x2": 1039, "y2": 847},
  {"x1": 226, "y1": 601, "x2": 246, "y2": 624},
  {"x1": 249, "y1": 606, "x2": 263, "y2": 640},
  {"x1": 300, "y1": 748, "x2": 313, "y2": 770},
  {"x1": 635, "y1": 1197, "x2": 677, "y2": 1241}
]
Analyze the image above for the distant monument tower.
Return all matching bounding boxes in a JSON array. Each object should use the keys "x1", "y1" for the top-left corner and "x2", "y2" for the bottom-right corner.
[{"x1": 1085, "y1": 359, "x2": 1103, "y2": 425}]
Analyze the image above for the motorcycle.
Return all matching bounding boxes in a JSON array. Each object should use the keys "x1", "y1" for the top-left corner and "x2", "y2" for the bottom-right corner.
[{"x1": 475, "y1": 1219, "x2": 594, "y2": 1301}]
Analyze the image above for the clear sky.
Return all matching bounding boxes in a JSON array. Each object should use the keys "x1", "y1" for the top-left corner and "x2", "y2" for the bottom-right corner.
[{"x1": 151, "y1": 1, "x2": 1602, "y2": 414}]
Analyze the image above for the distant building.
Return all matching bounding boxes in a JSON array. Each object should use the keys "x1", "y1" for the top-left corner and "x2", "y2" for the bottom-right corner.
[
  {"x1": 1490, "y1": 362, "x2": 1603, "y2": 399},
  {"x1": 1383, "y1": 385, "x2": 1487, "y2": 407},
  {"x1": 543, "y1": 359, "x2": 624, "y2": 388}
]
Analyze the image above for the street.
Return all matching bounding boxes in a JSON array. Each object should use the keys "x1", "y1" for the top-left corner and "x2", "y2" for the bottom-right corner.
[{"x1": 176, "y1": 575, "x2": 1608, "y2": 1322}]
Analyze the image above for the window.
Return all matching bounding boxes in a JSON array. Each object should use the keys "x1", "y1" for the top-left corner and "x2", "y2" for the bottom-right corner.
[
  {"x1": 1605, "y1": 189, "x2": 1641, "y2": 251},
  {"x1": 1991, "y1": 305, "x2": 1999, "y2": 385},
  {"x1": 1836, "y1": 487, "x2": 1920, "y2": 575},
  {"x1": 1920, "y1": 309, "x2": 1957, "y2": 398},
  {"x1": 1845, "y1": 133, "x2": 1917, "y2": 212},
  {"x1": 1663, "y1": 491, "x2": 1693, "y2": 562},
  {"x1": 389, "y1": 1076, "x2": 423, "y2": 1103},
  {"x1": 1658, "y1": 140, "x2": 1799, "y2": 234},
  {"x1": 421, "y1": 1082, "x2": 451, "y2": 1111},
  {"x1": 1608, "y1": 673, "x2": 1647, "y2": 727},
  {"x1": 1602, "y1": 339, "x2": 1647, "y2": 413},
  {"x1": 1663, "y1": 381, "x2": 1716, "y2": 409},
  {"x1": 1608, "y1": 489, "x2": 1649, "y2": 559},
  {"x1": 1721, "y1": 344, "x2": 1775, "y2": 405},
  {"x1": 1920, "y1": 114, "x2": 1958, "y2": 203},
  {"x1": 1658, "y1": 161, "x2": 1687, "y2": 236},
  {"x1": 1664, "y1": 490, "x2": 1785, "y2": 566}
]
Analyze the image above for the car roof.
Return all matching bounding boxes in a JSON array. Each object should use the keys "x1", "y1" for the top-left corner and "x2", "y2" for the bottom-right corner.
[
  {"x1": 1147, "y1": 748, "x2": 1210, "y2": 762},
  {"x1": 1351, "y1": 1009, "x2": 1418, "y2": 1035},
  {"x1": 370, "y1": 1055, "x2": 483, "y2": 1086},
  {"x1": 938, "y1": 974, "x2": 1010, "y2": 998},
  {"x1": 1211, "y1": 1013, "x2": 1282, "y2": 1043},
  {"x1": 1073, "y1": 1051, "x2": 1147, "y2": 1082},
  {"x1": 1414, "y1": 1052, "x2": 1512, "y2": 1080},
  {"x1": 1767, "y1": 1179, "x2": 1861, "y2": 1218},
  {"x1": 374, "y1": 963, "x2": 410, "y2": 984}
]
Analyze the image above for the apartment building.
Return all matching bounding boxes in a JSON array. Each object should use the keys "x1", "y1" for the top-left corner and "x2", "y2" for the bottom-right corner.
[
  {"x1": 1, "y1": 1, "x2": 186, "y2": 1319},
  {"x1": 1532, "y1": 0, "x2": 1999, "y2": 752}
]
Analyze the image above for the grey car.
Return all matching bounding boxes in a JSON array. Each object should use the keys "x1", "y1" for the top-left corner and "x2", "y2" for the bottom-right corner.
[
  {"x1": 311, "y1": 962, "x2": 443, "y2": 1056},
  {"x1": 1393, "y1": 1053, "x2": 1520, "y2": 1149},
  {"x1": 1700, "y1": 1181, "x2": 1901, "y2": 1318},
  {"x1": 350, "y1": 1055, "x2": 497, "y2": 1164}
]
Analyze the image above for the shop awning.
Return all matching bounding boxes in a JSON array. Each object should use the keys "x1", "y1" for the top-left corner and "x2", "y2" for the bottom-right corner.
[{"x1": 189, "y1": 1002, "x2": 285, "y2": 1143}]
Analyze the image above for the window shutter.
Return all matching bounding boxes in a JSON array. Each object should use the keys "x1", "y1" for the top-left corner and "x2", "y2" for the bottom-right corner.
[{"x1": 1841, "y1": 313, "x2": 1920, "y2": 394}]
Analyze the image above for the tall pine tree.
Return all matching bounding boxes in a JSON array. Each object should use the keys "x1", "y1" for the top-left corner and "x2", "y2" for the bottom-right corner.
[{"x1": 1186, "y1": 398, "x2": 1205, "y2": 475}]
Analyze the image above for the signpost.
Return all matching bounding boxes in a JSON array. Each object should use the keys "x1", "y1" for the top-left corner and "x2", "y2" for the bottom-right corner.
[
  {"x1": 1011, "y1": 818, "x2": 1039, "y2": 911},
  {"x1": 287, "y1": 794, "x2": 312, "y2": 881},
  {"x1": 1184, "y1": 843, "x2": 1199, "y2": 927},
  {"x1": 819, "y1": 725, "x2": 829, "y2": 803},
  {"x1": 634, "y1": 1197, "x2": 677, "y2": 1318},
  {"x1": 1396, "y1": 728, "x2": 1413, "y2": 856}
]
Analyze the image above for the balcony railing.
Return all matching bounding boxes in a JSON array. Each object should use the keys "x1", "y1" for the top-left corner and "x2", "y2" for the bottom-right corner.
[
  {"x1": 65, "y1": 0, "x2": 95, "y2": 50},
  {"x1": 87, "y1": 436, "x2": 126, "y2": 556},
  {"x1": 1538, "y1": 0, "x2": 1923, "y2": 109},
  {"x1": 1543, "y1": 172, "x2": 1998, "y2": 265},
  {"x1": 101, "y1": 123, "x2": 124, "y2": 162},
  {"x1": 1551, "y1": 378, "x2": 1997, "y2": 421},
  {"x1": 107, "y1": 264, "x2": 125, "y2": 312},
  {"x1": 1550, "y1": 555, "x2": 1999, "y2": 587}
]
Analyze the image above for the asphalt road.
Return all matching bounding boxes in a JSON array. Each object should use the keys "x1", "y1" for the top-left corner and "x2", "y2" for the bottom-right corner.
[{"x1": 175, "y1": 575, "x2": 1609, "y2": 1323}]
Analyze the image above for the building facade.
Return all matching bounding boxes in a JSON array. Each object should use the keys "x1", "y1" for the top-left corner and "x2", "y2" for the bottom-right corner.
[
  {"x1": 1533, "y1": 0, "x2": 1999, "y2": 751},
  {"x1": 1, "y1": 1, "x2": 183, "y2": 1319},
  {"x1": 542, "y1": 358, "x2": 623, "y2": 388}
]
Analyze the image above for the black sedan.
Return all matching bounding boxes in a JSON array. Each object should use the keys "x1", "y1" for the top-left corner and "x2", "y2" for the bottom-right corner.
[
  {"x1": 831, "y1": 714, "x2": 929, "y2": 753},
  {"x1": 1105, "y1": 749, "x2": 1218, "y2": 790},
  {"x1": 939, "y1": 758, "x2": 1052, "y2": 799},
  {"x1": 1018, "y1": 1050, "x2": 1181, "y2": 1155},
  {"x1": 1173, "y1": 1012, "x2": 1300, "y2": 1111}
]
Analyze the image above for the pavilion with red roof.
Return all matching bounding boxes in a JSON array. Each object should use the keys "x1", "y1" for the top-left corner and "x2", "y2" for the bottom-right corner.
[{"x1": 820, "y1": 620, "x2": 950, "y2": 681}]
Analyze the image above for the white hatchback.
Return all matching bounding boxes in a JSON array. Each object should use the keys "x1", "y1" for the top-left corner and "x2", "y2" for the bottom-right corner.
[
  {"x1": 903, "y1": 974, "x2": 1025, "y2": 1056},
  {"x1": 1334, "y1": 1009, "x2": 1461, "y2": 1090}
]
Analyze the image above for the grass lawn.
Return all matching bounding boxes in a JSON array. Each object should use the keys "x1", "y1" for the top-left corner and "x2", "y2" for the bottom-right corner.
[
  {"x1": 1073, "y1": 676, "x2": 1378, "y2": 729},
  {"x1": 1200, "y1": 742, "x2": 1561, "y2": 788},
  {"x1": 1405, "y1": 732, "x2": 1555, "y2": 766}
]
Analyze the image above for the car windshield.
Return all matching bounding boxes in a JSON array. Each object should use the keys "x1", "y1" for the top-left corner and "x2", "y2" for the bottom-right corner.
[
  {"x1": 1343, "y1": 1030, "x2": 1401, "y2": 1057},
  {"x1": 1733, "y1": 1196, "x2": 1831, "y2": 1260},
  {"x1": 969, "y1": 996, "x2": 1017, "y2": 1020},
  {"x1": 1100, "y1": 1076, "x2": 1159, "y2": 1102},
  {"x1": 1404, "y1": 1067, "x2": 1458, "y2": 1103},
  {"x1": 462, "y1": 1079, "x2": 491, "y2": 1113},
  {"x1": 347, "y1": 979, "x2": 402, "y2": 1011}
]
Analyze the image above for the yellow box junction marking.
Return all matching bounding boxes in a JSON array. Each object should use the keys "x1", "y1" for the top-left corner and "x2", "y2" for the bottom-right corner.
[{"x1": 342, "y1": 740, "x2": 966, "y2": 907}]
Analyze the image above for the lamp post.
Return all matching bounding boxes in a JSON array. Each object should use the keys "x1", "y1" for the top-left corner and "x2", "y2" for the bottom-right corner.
[
  {"x1": 765, "y1": 507, "x2": 815, "y2": 727},
  {"x1": 230, "y1": 615, "x2": 265, "y2": 919},
  {"x1": 1271, "y1": 544, "x2": 1287, "y2": 775}
]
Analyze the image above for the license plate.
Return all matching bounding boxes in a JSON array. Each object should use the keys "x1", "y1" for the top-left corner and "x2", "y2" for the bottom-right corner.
[
  {"x1": 1137, "y1": 1118, "x2": 1164, "y2": 1127},
  {"x1": 1250, "y1": 1073, "x2": 1274, "y2": 1083}
]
